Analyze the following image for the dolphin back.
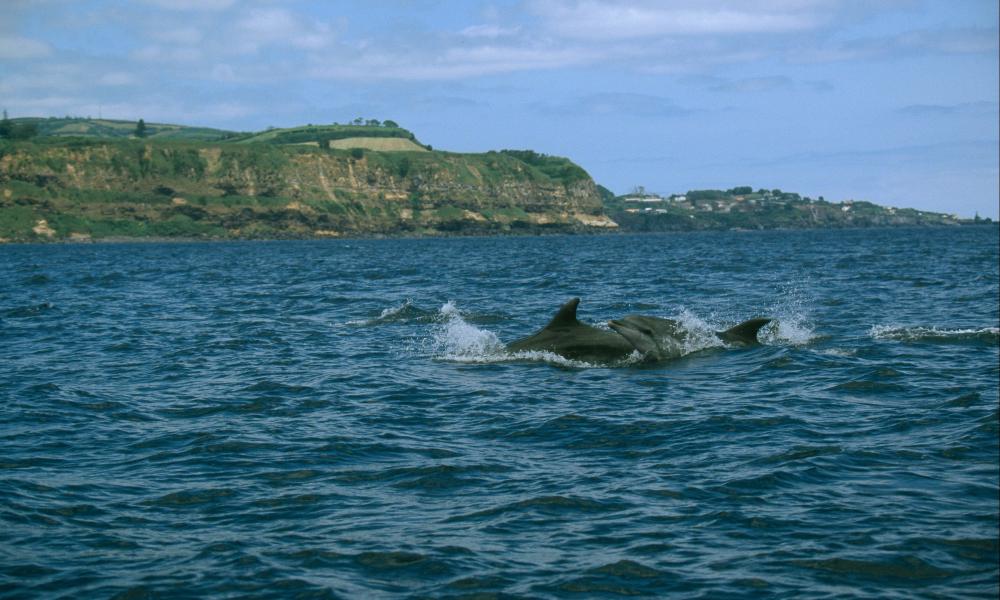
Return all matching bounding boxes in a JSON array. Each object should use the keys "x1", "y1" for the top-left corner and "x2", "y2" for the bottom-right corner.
[
  {"x1": 716, "y1": 318, "x2": 772, "y2": 345},
  {"x1": 544, "y1": 297, "x2": 581, "y2": 329},
  {"x1": 507, "y1": 298, "x2": 635, "y2": 361}
]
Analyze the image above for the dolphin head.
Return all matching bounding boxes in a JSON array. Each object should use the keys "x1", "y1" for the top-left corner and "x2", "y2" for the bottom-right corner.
[{"x1": 608, "y1": 318, "x2": 663, "y2": 358}]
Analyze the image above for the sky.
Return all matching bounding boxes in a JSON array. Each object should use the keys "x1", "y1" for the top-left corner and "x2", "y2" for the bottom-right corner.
[{"x1": 2, "y1": 0, "x2": 998, "y2": 218}]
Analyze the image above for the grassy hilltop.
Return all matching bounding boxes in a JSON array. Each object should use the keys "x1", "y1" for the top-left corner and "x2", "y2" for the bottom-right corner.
[
  {"x1": 0, "y1": 116, "x2": 982, "y2": 243},
  {"x1": 7, "y1": 116, "x2": 239, "y2": 142}
]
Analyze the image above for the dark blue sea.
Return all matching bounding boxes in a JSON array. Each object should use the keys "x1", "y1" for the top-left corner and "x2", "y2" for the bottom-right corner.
[{"x1": 2, "y1": 226, "x2": 998, "y2": 599}]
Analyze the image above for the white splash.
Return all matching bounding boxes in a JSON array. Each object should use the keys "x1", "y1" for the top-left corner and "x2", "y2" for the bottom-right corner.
[
  {"x1": 433, "y1": 301, "x2": 506, "y2": 359},
  {"x1": 432, "y1": 302, "x2": 600, "y2": 368},
  {"x1": 377, "y1": 299, "x2": 412, "y2": 320},
  {"x1": 820, "y1": 348, "x2": 856, "y2": 357},
  {"x1": 869, "y1": 325, "x2": 1000, "y2": 342},
  {"x1": 346, "y1": 299, "x2": 412, "y2": 326},
  {"x1": 761, "y1": 313, "x2": 817, "y2": 346},
  {"x1": 346, "y1": 299, "x2": 440, "y2": 327},
  {"x1": 674, "y1": 308, "x2": 726, "y2": 354},
  {"x1": 753, "y1": 286, "x2": 819, "y2": 346}
]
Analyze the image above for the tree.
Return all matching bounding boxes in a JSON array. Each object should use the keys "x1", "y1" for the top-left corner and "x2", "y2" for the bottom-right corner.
[
  {"x1": 135, "y1": 118, "x2": 147, "y2": 138},
  {"x1": 7, "y1": 122, "x2": 37, "y2": 140},
  {"x1": 0, "y1": 110, "x2": 11, "y2": 138},
  {"x1": 383, "y1": 119, "x2": 399, "y2": 128}
]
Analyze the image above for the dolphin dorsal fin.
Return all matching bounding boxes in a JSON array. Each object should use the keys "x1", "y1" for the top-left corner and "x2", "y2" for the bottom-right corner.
[
  {"x1": 717, "y1": 318, "x2": 772, "y2": 345},
  {"x1": 545, "y1": 297, "x2": 581, "y2": 329}
]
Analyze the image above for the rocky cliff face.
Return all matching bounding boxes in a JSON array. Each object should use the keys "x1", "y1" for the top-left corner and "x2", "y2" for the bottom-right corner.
[{"x1": 0, "y1": 140, "x2": 616, "y2": 241}]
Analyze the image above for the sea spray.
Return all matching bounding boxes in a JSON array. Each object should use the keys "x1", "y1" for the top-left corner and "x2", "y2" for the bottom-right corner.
[
  {"x1": 433, "y1": 301, "x2": 507, "y2": 361},
  {"x1": 674, "y1": 308, "x2": 727, "y2": 355},
  {"x1": 432, "y1": 302, "x2": 600, "y2": 367},
  {"x1": 347, "y1": 299, "x2": 437, "y2": 326},
  {"x1": 758, "y1": 285, "x2": 819, "y2": 346},
  {"x1": 869, "y1": 325, "x2": 1000, "y2": 343}
]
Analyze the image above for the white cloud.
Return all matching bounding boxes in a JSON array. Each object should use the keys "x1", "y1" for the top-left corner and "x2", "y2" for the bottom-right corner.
[
  {"x1": 132, "y1": 45, "x2": 203, "y2": 63},
  {"x1": 0, "y1": 35, "x2": 51, "y2": 59},
  {"x1": 535, "y1": 92, "x2": 692, "y2": 117},
  {"x1": 234, "y1": 8, "x2": 333, "y2": 52},
  {"x1": 310, "y1": 43, "x2": 595, "y2": 81},
  {"x1": 98, "y1": 72, "x2": 136, "y2": 86},
  {"x1": 530, "y1": 0, "x2": 824, "y2": 40},
  {"x1": 897, "y1": 101, "x2": 999, "y2": 117},
  {"x1": 153, "y1": 26, "x2": 205, "y2": 45},
  {"x1": 710, "y1": 75, "x2": 793, "y2": 93},
  {"x1": 460, "y1": 24, "x2": 522, "y2": 39},
  {"x1": 796, "y1": 26, "x2": 999, "y2": 62},
  {"x1": 138, "y1": 0, "x2": 235, "y2": 11}
]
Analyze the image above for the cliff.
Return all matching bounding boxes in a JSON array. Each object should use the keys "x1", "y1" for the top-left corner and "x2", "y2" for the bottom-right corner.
[{"x1": 0, "y1": 138, "x2": 615, "y2": 242}]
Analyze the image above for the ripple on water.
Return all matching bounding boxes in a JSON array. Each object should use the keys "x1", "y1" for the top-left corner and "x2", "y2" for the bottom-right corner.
[
  {"x1": 791, "y1": 555, "x2": 953, "y2": 580},
  {"x1": 545, "y1": 560, "x2": 682, "y2": 596},
  {"x1": 2, "y1": 302, "x2": 55, "y2": 318},
  {"x1": 1, "y1": 229, "x2": 996, "y2": 598},
  {"x1": 447, "y1": 494, "x2": 632, "y2": 523}
]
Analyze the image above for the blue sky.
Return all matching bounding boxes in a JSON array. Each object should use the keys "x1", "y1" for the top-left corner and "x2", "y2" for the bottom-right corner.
[{"x1": 2, "y1": 0, "x2": 998, "y2": 217}]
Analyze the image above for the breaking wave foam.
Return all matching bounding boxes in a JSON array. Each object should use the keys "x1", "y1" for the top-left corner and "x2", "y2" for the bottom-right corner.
[
  {"x1": 761, "y1": 314, "x2": 817, "y2": 346},
  {"x1": 431, "y1": 302, "x2": 606, "y2": 368},
  {"x1": 347, "y1": 300, "x2": 437, "y2": 326},
  {"x1": 674, "y1": 309, "x2": 726, "y2": 354},
  {"x1": 674, "y1": 308, "x2": 815, "y2": 350},
  {"x1": 758, "y1": 285, "x2": 819, "y2": 346},
  {"x1": 869, "y1": 325, "x2": 999, "y2": 343}
]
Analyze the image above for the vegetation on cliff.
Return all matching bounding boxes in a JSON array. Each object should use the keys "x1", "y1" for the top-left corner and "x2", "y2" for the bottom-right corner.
[
  {"x1": 0, "y1": 127, "x2": 611, "y2": 242},
  {"x1": 0, "y1": 117, "x2": 983, "y2": 243}
]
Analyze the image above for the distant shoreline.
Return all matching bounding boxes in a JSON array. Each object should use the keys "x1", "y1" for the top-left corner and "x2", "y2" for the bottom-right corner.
[
  {"x1": 2, "y1": 222, "x2": 995, "y2": 247},
  {"x1": 2, "y1": 121, "x2": 986, "y2": 244}
]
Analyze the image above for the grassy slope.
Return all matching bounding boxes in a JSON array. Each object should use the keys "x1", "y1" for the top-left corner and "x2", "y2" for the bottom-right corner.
[
  {"x1": 327, "y1": 138, "x2": 428, "y2": 152},
  {"x1": 228, "y1": 124, "x2": 423, "y2": 147},
  {"x1": 11, "y1": 117, "x2": 240, "y2": 141},
  {"x1": 7, "y1": 119, "x2": 424, "y2": 148},
  {"x1": 0, "y1": 138, "x2": 601, "y2": 241}
]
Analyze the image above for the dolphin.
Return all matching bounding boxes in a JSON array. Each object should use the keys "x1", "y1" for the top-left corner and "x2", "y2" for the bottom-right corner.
[
  {"x1": 609, "y1": 314, "x2": 772, "y2": 361},
  {"x1": 506, "y1": 298, "x2": 636, "y2": 363},
  {"x1": 507, "y1": 298, "x2": 771, "y2": 363}
]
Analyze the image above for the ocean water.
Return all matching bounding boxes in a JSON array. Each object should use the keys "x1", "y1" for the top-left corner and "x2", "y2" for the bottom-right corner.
[{"x1": 1, "y1": 226, "x2": 997, "y2": 599}]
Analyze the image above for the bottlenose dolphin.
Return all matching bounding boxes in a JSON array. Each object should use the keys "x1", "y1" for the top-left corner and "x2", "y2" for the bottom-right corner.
[
  {"x1": 507, "y1": 298, "x2": 771, "y2": 363},
  {"x1": 609, "y1": 314, "x2": 772, "y2": 361},
  {"x1": 506, "y1": 298, "x2": 636, "y2": 362}
]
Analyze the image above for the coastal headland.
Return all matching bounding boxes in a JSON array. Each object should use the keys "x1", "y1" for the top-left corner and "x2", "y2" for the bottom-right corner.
[{"x1": 0, "y1": 117, "x2": 983, "y2": 243}]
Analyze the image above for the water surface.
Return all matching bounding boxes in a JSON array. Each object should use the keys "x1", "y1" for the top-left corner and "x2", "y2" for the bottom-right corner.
[{"x1": 2, "y1": 227, "x2": 998, "y2": 598}]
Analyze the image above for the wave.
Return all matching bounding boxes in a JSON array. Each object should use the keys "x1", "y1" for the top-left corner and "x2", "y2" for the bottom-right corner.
[
  {"x1": 673, "y1": 309, "x2": 727, "y2": 354},
  {"x1": 869, "y1": 325, "x2": 999, "y2": 344},
  {"x1": 760, "y1": 287, "x2": 820, "y2": 346},
  {"x1": 762, "y1": 314, "x2": 818, "y2": 346},
  {"x1": 2, "y1": 301, "x2": 55, "y2": 318},
  {"x1": 350, "y1": 299, "x2": 508, "y2": 328},
  {"x1": 347, "y1": 300, "x2": 438, "y2": 326},
  {"x1": 672, "y1": 307, "x2": 818, "y2": 349}
]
